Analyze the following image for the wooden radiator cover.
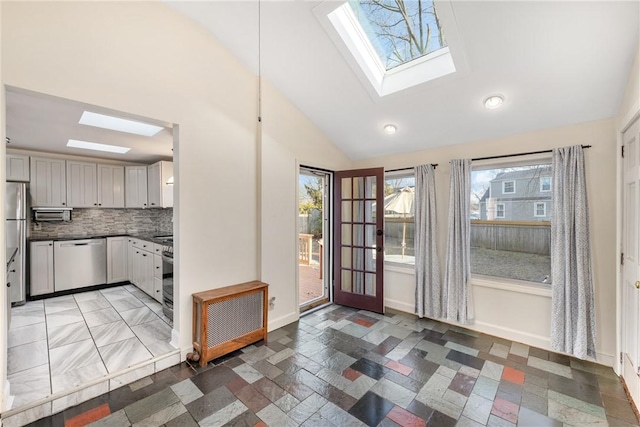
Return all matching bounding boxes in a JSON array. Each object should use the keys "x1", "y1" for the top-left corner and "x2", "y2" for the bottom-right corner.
[{"x1": 192, "y1": 281, "x2": 268, "y2": 367}]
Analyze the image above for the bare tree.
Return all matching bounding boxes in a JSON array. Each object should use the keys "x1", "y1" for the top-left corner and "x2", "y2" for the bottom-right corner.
[{"x1": 358, "y1": 0, "x2": 445, "y2": 68}]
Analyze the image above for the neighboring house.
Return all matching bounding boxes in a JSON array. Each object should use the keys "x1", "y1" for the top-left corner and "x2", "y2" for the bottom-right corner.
[{"x1": 479, "y1": 168, "x2": 552, "y2": 221}]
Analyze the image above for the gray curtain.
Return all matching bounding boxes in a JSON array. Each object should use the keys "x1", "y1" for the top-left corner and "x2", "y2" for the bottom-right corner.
[
  {"x1": 414, "y1": 164, "x2": 442, "y2": 318},
  {"x1": 444, "y1": 159, "x2": 473, "y2": 324},
  {"x1": 551, "y1": 145, "x2": 596, "y2": 360}
]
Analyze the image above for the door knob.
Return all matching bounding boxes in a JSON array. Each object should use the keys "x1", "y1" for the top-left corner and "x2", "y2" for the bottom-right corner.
[
  {"x1": 636, "y1": 281, "x2": 640, "y2": 289},
  {"x1": 376, "y1": 247, "x2": 382, "y2": 252},
  {"x1": 377, "y1": 230, "x2": 383, "y2": 236}
]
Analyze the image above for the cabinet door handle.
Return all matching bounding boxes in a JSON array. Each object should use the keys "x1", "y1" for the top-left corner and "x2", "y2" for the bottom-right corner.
[
  {"x1": 143, "y1": 254, "x2": 147, "y2": 257},
  {"x1": 156, "y1": 266, "x2": 160, "y2": 269}
]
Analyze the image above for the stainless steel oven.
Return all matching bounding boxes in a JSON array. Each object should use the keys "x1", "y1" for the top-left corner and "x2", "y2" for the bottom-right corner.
[{"x1": 161, "y1": 245, "x2": 174, "y2": 321}]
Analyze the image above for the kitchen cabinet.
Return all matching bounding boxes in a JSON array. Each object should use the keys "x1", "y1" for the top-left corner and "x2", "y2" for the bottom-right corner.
[
  {"x1": 147, "y1": 161, "x2": 173, "y2": 208},
  {"x1": 30, "y1": 157, "x2": 66, "y2": 207},
  {"x1": 30, "y1": 240, "x2": 54, "y2": 296},
  {"x1": 125, "y1": 166, "x2": 148, "y2": 208},
  {"x1": 66, "y1": 161, "x2": 97, "y2": 208},
  {"x1": 6, "y1": 153, "x2": 30, "y2": 182},
  {"x1": 98, "y1": 165, "x2": 125, "y2": 208},
  {"x1": 153, "y1": 254, "x2": 163, "y2": 302},
  {"x1": 107, "y1": 236, "x2": 128, "y2": 284},
  {"x1": 129, "y1": 238, "x2": 157, "y2": 299}
]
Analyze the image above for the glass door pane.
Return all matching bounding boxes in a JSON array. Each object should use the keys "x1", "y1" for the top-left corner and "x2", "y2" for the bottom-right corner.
[{"x1": 334, "y1": 168, "x2": 384, "y2": 313}]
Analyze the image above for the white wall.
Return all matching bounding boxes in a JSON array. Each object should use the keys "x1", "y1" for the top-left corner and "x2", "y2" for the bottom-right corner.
[
  {"x1": 0, "y1": 0, "x2": 349, "y2": 411},
  {"x1": 0, "y1": 1, "x2": 7, "y2": 412},
  {"x1": 355, "y1": 118, "x2": 618, "y2": 365},
  {"x1": 260, "y1": 80, "x2": 351, "y2": 329},
  {"x1": 618, "y1": 45, "x2": 640, "y2": 128}
]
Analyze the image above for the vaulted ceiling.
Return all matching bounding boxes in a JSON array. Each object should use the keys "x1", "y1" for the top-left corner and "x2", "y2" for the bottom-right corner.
[{"x1": 167, "y1": 1, "x2": 639, "y2": 160}]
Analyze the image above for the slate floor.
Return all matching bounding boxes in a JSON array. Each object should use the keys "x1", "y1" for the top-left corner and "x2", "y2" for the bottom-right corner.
[
  {"x1": 7, "y1": 285, "x2": 174, "y2": 410},
  {"x1": 24, "y1": 305, "x2": 639, "y2": 427}
]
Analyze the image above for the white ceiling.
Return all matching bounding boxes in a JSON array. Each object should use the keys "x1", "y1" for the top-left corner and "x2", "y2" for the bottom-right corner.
[
  {"x1": 5, "y1": 88, "x2": 174, "y2": 163},
  {"x1": 167, "y1": 0, "x2": 640, "y2": 161}
]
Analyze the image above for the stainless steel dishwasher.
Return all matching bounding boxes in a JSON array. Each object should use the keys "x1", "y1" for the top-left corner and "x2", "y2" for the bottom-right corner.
[{"x1": 54, "y1": 238, "x2": 107, "y2": 291}]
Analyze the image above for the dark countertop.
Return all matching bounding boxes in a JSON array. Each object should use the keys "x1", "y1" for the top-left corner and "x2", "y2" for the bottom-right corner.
[
  {"x1": 6, "y1": 247, "x2": 18, "y2": 270},
  {"x1": 28, "y1": 233, "x2": 173, "y2": 245}
]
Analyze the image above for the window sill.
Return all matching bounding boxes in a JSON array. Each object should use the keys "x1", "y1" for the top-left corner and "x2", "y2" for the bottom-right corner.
[
  {"x1": 382, "y1": 267, "x2": 552, "y2": 297},
  {"x1": 471, "y1": 275, "x2": 552, "y2": 297},
  {"x1": 384, "y1": 263, "x2": 415, "y2": 274}
]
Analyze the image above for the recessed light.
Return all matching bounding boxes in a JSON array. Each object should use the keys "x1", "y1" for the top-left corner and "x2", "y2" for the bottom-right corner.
[
  {"x1": 79, "y1": 111, "x2": 164, "y2": 136},
  {"x1": 484, "y1": 95, "x2": 504, "y2": 109},
  {"x1": 383, "y1": 124, "x2": 397, "y2": 135},
  {"x1": 67, "y1": 139, "x2": 131, "y2": 154}
]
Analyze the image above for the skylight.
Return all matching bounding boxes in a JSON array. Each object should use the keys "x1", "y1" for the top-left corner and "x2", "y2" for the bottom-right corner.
[
  {"x1": 79, "y1": 111, "x2": 164, "y2": 137},
  {"x1": 67, "y1": 139, "x2": 131, "y2": 154},
  {"x1": 317, "y1": 0, "x2": 463, "y2": 97},
  {"x1": 348, "y1": 0, "x2": 447, "y2": 70}
]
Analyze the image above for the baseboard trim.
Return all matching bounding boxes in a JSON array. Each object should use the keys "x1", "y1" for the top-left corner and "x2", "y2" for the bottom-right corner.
[
  {"x1": 268, "y1": 311, "x2": 299, "y2": 332},
  {"x1": 385, "y1": 298, "x2": 414, "y2": 314},
  {"x1": 385, "y1": 301, "x2": 615, "y2": 367},
  {"x1": 3, "y1": 380, "x2": 14, "y2": 413}
]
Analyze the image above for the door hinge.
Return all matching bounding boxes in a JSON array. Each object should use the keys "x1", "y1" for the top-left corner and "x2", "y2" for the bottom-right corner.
[
  {"x1": 622, "y1": 145, "x2": 625, "y2": 158},
  {"x1": 621, "y1": 352, "x2": 624, "y2": 364},
  {"x1": 621, "y1": 252, "x2": 625, "y2": 266}
]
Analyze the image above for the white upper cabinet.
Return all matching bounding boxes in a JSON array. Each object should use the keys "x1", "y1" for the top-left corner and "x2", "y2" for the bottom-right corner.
[
  {"x1": 125, "y1": 166, "x2": 148, "y2": 208},
  {"x1": 30, "y1": 157, "x2": 67, "y2": 207},
  {"x1": 66, "y1": 161, "x2": 98, "y2": 208},
  {"x1": 147, "y1": 161, "x2": 173, "y2": 208},
  {"x1": 6, "y1": 153, "x2": 30, "y2": 182},
  {"x1": 97, "y1": 165, "x2": 125, "y2": 208}
]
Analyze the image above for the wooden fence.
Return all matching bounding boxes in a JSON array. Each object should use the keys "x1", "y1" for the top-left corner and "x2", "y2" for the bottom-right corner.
[{"x1": 470, "y1": 220, "x2": 550, "y2": 255}]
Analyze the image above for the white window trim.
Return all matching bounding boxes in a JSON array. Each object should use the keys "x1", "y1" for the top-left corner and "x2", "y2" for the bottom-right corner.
[
  {"x1": 534, "y1": 202, "x2": 546, "y2": 217},
  {"x1": 502, "y1": 181, "x2": 516, "y2": 194},
  {"x1": 315, "y1": 0, "x2": 467, "y2": 99},
  {"x1": 383, "y1": 267, "x2": 552, "y2": 296},
  {"x1": 496, "y1": 203, "x2": 506, "y2": 218},
  {"x1": 384, "y1": 169, "x2": 415, "y2": 268},
  {"x1": 540, "y1": 177, "x2": 551, "y2": 192}
]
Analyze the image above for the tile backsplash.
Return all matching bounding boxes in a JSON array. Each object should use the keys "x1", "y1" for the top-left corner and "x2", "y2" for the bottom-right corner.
[{"x1": 30, "y1": 208, "x2": 173, "y2": 238}]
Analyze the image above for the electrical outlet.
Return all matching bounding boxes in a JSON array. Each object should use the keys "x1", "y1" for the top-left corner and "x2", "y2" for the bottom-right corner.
[
  {"x1": 33, "y1": 222, "x2": 42, "y2": 231},
  {"x1": 269, "y1": 297, "x2": 276, "y2": 310}
]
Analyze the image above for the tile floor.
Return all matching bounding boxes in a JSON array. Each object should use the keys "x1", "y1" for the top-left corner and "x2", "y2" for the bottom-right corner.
[
  {"x1": 7, "y1": 285, "x2": 174, "y2": 410},
  {"x1": 22, "y1": 305, "x2": 640, "y2": 427}
]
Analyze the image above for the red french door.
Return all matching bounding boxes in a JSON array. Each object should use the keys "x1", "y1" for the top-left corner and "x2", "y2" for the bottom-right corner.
[{"x1": 334, "y1": 168, "x2": 384, "y2": 313}]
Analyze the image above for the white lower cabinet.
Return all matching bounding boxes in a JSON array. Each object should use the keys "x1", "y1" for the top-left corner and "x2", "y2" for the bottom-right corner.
[
  {"x1": 153, "y1": 254, "x2": 163, "y2": 302},
  {"x1": 128, "y1": 238, "x2": 161, "y2": 301},
  {"x1": 107, "y1": 236, "x2": 128, "y2": 284},
  {"x1": 30, "y1": 241, "x2": 54, "y2": 296}
]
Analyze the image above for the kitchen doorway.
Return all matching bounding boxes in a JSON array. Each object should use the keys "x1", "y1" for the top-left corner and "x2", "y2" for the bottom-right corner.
[
  {"x1": 2, "y1": 87, "x2": 180, "y2": 415},
  {"x1": 298, "y1": 167, "x2": 332, "y2": 313}
]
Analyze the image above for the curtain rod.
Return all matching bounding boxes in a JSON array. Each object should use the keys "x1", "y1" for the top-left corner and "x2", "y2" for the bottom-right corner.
[
  {"x1": 387, "y1": 163, "x2": 439, "y2": 173},
  {"x1": 472, "y1": 145, "x2": 592, "y2": 162}
]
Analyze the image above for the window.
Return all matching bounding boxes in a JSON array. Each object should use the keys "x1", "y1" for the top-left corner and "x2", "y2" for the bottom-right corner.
[
  {"x1": 540, "y1": 177, "x2": 551, "y2": 192},
  {"x1": 502, "y1": 181, "x2": 515, "y2": 194},
  {"x1": 348, "y1": 0, "x2": 447, "y2": 70},
  {"x1": 471, "y1": 162, "x2": 552, "y2": 284},
  {"x1": 319, "y1": 0, "x2": 460, "y2": 97},
  {"x1": 384, "y1": 171, "x2": 415, "y2": 265}
]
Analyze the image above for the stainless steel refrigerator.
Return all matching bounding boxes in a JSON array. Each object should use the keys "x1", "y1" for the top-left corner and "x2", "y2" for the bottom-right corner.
[{"x1": 6, "y1": 182, "x2": 26, "y2": 305}]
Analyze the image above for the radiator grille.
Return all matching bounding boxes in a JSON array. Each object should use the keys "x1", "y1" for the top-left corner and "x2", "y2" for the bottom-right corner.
[{"x1": 207, "y1": 290, "x2": 264, "y2": 348}]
